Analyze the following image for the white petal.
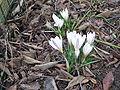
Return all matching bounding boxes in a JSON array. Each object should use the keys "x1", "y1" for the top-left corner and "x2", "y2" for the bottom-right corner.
[
  {"x1": 72, "y1": 33, "x2": 86, "y2": 49},
  {"x1": 49, "y1": 39, "x2": 58, "y2": 50},
  {"x1": 58, "y1": 19, "x2": 64, "y2": 28},
  {"x1": 49, "y1": 36, "x2": 63, "y2": 52},
  {"x1": 87, "y1": 32, "x2": 95, "y2": 44},
  {"x1": 67, "y1": 31, "x2": 77, "y2": 44},
  {"x1": 83, "y1": 42, "x2": 93, "y2": 56},
  {"x1": 60, "y1": 8, "x2": 69, "y2": 20},
  {"x1": 52, "y1": 14, "x2": 64, "y2": 28},
  {"x1": 52, "y1": 14, "x2": 59, "y2": 23},
  {"x1": 55, "y1": 36, "x2": 62, "y2": 50}
]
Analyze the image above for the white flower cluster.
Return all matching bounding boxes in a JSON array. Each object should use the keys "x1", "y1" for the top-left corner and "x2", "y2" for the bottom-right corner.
[
  {"x1": 67, "y1": 31, "x2": 95, "y2": 58},
  {"x1": 52, "y1": 8, "x2": 69, "y2": 28},
  {"x1": 49, "y1": 31, "x2": 95, "y2": 58},
  {"x1": 49, "y1": 8, "x2": 95, "y2": 59}
]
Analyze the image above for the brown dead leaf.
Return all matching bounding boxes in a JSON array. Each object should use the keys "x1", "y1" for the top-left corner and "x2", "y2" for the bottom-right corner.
[
  {"x1": 20, "y1": 82, "x2": 40, "y2": 90},
  {"x1": 23, "y1": 55, "x2": 42, "y2": 64},
  {"x1": 56, "y1": 69, "x2": 74, "y2": 79},
  {"x1": 44, "y1": 76, "x2": 58, "y2": 90},
  {"x1": 97, "y1": 9, "x2": 120, "y2": 18},
  {"x1": 77, "y1": 22, "x2": 91, "y2": 32},
  {"x1": 34, "y1": 61, "x2": 59, "y2": 70},
  {"x1": 106, "y1": 58, "x2": 118, "y2": 67},
  {"x1": 82, "y1": 77, "x2": 97, "y2": 84},
  {"x1": 22, "y1": 51, "x2": 35, "y2": 58},
  {"x1": 89, "y1": 78, "x2": 97, "y2": 84},
  {"x1": 82, "y1": 78, "x2": 89, "y2": 84},
  {"x1": 7, "y1": 85, "x2": 17, "y2": 90},
  {"x1": 0, "y1": 62, "x2": 12, "y2": 76},
  {"x1": 103, "y1": 72, "x2": 114, "y2": 90},
  {"x1": 65, "y1": 76, "x2": 85, "y2": 89}
]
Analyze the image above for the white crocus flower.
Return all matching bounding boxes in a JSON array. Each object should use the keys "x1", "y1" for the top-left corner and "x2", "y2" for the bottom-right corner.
[
  {"x1": 49, "y1": 36, "x2": 63, "y2": 53},
  {"x1": 87, "y1": 32, "x2": 95, "y2": 44},
  {"x1": 71, "y1": 33, "x2": 86, "y2": 58},
  {"x1": 52, "y1": 14, "x2": 64, "y2": 28},
  {"x1": 60, "y1": 8, "x2": 69, "y2": 20},
  {"x1": 67, "y1": 31, "x2": 77, "y2": 44},
  {"x1": 83, "y1": 42, "x2": 93, "y2": 56}
]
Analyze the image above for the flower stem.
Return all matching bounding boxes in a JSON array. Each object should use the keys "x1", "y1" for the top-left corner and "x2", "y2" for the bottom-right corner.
[
  {"x1": 75, "y1": 58, "x2": 83, "y2": 90},
  {"x1": 62, "y1": 54, "x2": 70, "y2": 71},
  {"x1": 82, "y1": 55, "x2": 87, "y2": 64}
]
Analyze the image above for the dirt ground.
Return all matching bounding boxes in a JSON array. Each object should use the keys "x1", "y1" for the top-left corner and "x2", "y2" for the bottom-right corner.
[{"x1": 0, "y1": 0, "x2": 120, "y2": 90}]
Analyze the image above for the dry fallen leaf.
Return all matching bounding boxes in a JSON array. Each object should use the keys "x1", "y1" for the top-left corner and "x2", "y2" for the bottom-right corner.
[
  {"x1": 106, "y1": 59, "x2": 118, "y2": 67},
  {"x1": 97, "y1": 9, "x2": 120, "y2": 18},
  {"x1": 20, "y1": 82, "x2": 40, "y2": 90},
  {"x1": 7, "y1": 85, "x2": 17, "y2": 90},
  {"x1": 89, "y1": 78, "x2": 97, "y2": 84},
  {"x1": 77, "y1": 22, "x2": 91, "y2": 32},
  {"x1": 82, "y1": 77, "x2": 97, "y2": 84},
  {"x1": 34, "y1": 61, "x2": 59, "y2": 70},
  {"x1": 23, "y1": 55, "x2": 42, "y2": 64},
  {"x1": 44, "y1": 76, "x2": 58, "y2": 90},
  {"x1": 0, "y1": 62, "x2": 12, "y2": 76},
  {"x1": 82, "y1": 78, "x2": 89, "y2": 84},
  {"x1": 103, "y1": 72, "x2": 114, "y2": 90},
  {"x1": 65, "y1": 76, "x2": 85, "y2": 89}
]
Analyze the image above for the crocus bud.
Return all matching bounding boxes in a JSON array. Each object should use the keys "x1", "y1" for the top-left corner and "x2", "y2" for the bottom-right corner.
[
  {"x1": 60, "y1": 8, "x2": 69, "y2": 20},
  {"x1": 87, "y1": 32, "x2": 95, "y2": 44},
  {"x1": 52, "y1": 14, "x2": 64, "y2": 28}
]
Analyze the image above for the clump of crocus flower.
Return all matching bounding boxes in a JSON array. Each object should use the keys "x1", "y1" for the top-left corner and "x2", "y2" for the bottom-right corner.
[
  {"x1": 49, "y1": 8, "x2": 96, "y2": 72},
  {"x1": 49, "y1": 31, "x2": 95, "y2": 68}
]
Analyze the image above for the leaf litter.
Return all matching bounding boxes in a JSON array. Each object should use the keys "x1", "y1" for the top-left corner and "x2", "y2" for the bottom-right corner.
[{"x1": 0, "y1": 0, "x2": 120, "y2": 90}]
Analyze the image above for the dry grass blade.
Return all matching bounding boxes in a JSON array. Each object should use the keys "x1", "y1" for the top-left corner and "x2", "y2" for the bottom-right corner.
[
  {"x1": 23, "y1": 55, "x2": 42, "y2": 64},
  {"x1": 34, "y1": 61, "x2": 59, "y2": 70},
  {"x1": 94, "y1": 47, "x2": 110, "y2": 55}
]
